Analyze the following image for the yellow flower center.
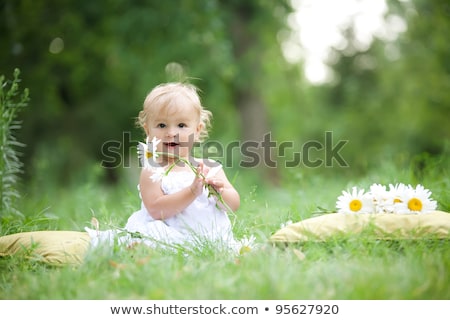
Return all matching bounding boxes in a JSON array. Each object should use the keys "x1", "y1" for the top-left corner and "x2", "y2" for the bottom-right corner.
[
  {"x1": 408, "y1": 197, "x2": 423, "y2": 211},
  {"x1": 349, "y1": 199, "x2": 362, "y2": 212},
  {"x1": 393, "y1": 198, "x2": 402, "y2": 203},
  {"x1": 146, "y1": 151, "x2": 153, "y2": 158},
  {"x1": 239, "y1": 246, "x2": 252, "y2": 255}
]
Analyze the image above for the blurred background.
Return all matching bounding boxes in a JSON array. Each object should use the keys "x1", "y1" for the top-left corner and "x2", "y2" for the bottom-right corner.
[{"x1": 1, "y1": 0, "x2": 449, "y2": 196}]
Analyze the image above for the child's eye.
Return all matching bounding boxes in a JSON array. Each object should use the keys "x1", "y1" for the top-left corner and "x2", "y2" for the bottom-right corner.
[
  {"x1": 178, "y1": 123, "x2": 187, "y2": 128},
  {"x1": 157, "y1": 123, "x2": 166, "y2": 128}
]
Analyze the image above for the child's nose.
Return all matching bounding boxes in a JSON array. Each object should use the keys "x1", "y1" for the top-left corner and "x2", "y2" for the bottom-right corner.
[{"x1": 166, "y1": 127, "x2": 178, "y2": 137}]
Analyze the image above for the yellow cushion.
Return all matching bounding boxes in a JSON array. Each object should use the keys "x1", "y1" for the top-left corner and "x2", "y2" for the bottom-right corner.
[
  {"x1": 269, "y1": 211, "x2": 450, "y2": 244},
  {"x1": 0, "y1": 231, "x2": 90, "y2": 266}
]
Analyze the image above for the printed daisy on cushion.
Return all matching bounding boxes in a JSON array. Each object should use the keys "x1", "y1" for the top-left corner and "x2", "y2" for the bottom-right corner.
[{"x1": 336, "y1": 183, "x2": 438, "y2": 214}]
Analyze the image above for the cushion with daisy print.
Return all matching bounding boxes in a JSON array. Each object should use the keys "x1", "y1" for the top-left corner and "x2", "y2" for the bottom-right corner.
[
  {"x1": 0, "y1": 231, "x2": 90, "y2": 266},
  {"x1": 270, "y1": 183, "x2": 450, "y2": 243}
]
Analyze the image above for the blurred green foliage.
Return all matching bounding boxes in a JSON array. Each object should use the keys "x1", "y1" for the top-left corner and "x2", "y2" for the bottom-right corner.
[
  {"x1": 322, "y1": 0, "x2": 450, "y2": 173},
  {"x1": 0, "y1": 68, "x2": 29, "y2": 216},
  {"x1": 0, "y1": 0, "x2": 448, "y2": 191}
]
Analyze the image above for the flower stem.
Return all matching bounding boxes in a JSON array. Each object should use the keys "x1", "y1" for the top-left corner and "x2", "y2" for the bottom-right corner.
[{"x1": 155, "y1": 151, "x2": 235, "y2": 221}]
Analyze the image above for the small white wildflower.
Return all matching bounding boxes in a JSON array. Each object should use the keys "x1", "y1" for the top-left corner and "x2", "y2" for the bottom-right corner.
[
  {"x1": 280, "y1": 220, "x2": 293, "y2": 228},
  {"x1": 238, "y1": 235, "x2": 256, "y2": 255}
]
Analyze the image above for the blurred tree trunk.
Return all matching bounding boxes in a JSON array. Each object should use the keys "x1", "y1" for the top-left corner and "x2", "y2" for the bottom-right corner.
[{"x1": 226, "y1": 1, "x2": 281, "y2": 185}]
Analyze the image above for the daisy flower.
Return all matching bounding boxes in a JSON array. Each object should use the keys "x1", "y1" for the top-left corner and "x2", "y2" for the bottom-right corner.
[
  {"x1": 336, "y1": 187, "x2": 374, "y2": 214},
  {"x1": 402, "y1": 184, "x2": 437, "y2": 214},
  {"x1": 335, "y1": 183, "x2": 438, "y2": 215},
  {"x1": 368, "y1": 183, "x2": 390, "y2": 213},
  {"x1": 238, "y1": 235, "x2": 257, "y2": 255},
  {"x1": 388, "y1": 183, "x2": 409, "y2": 203},
  {"x1": 384, "y1": 183, "x2": 410, "y2": 214},
  {"x1": 137, "y1": 136, "x2": 161, "y2": 169}
]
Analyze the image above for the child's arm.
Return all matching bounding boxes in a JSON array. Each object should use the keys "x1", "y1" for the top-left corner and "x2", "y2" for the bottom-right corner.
[
  {"x1": 139, "y1": 166, "x2": 205, "y2": 220},
  {"x1": 205, "y1": 166, "x2": 240, "y2": 212}
]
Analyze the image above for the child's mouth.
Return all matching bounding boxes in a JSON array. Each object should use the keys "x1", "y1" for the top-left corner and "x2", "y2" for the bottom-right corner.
[{"x1": 164, "y1": 142, "x2": 179, "y2": 147}]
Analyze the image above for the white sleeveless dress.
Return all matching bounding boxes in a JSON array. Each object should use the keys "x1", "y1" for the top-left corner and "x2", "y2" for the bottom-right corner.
[{"x1": 86, "y1": 170, "x2": 238, "y2": 251}]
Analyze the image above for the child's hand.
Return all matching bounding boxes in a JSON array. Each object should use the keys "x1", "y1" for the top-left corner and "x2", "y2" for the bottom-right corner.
[
  {"x1": 188, "y1": 162, "x2": 226, "y2": 198},
  {"x1": 205, "y1": 178, "x2": 224, "y2": 195},
  {"x1": 189, "y1": 163, "x2": 207, "y2": 197}
]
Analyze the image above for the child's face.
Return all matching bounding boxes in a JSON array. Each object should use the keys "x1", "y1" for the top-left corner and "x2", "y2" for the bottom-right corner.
[{"x1": 145, "y1": 101, "x2": 202, "y2": 159}]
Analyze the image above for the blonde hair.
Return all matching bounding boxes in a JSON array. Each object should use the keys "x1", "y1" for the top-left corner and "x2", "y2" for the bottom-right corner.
[{"x1": 136, "y1": 82, "x2": 212, "y2": 142}]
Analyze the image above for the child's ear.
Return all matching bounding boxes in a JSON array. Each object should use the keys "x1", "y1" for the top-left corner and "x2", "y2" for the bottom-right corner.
[
  {"x1": 143, "y1": 124, "x2": 150, "y2": 137},
  {"x1": 195, "y1": 123, "x2": 203, "y2": 141}
]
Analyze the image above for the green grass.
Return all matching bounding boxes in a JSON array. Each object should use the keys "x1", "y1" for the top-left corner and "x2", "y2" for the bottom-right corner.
[{"x1": 1, "y1": 159, "x2": 449, "y2": 300}]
